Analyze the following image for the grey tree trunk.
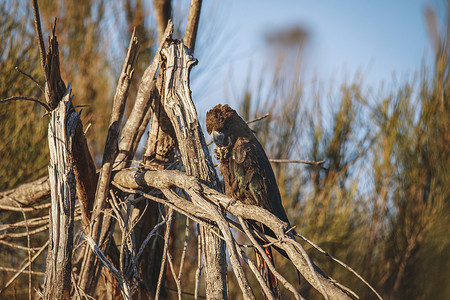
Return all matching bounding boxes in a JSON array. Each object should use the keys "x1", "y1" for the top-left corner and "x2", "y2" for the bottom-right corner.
[
  {"x1": 161, "y1": 41, "x2": 228, "y2": 300},
  {"x1": 43, "y1": 85, "x2": 77, "y2": 299}
]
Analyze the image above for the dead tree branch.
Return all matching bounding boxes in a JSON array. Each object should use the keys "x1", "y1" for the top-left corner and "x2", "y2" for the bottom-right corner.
[
  {"x1": 43, "y1": 84, "x2": 78, "y2": 299},
  {"x1": 0, "y1": 176, "x2": 50, "y2": 208},
  {"x1": 184, "y1": 0, "x2": 203, "y2": 53},
  {"x1": 111, "y1": 168, "x2": 359, "y2": 299},
  {"x1": 161, "y1": 40, "x2": 229, "y2": 299}
]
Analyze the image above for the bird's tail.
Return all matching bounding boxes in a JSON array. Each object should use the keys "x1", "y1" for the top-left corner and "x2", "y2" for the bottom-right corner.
[{"x1": 255, "y1": 245, "x2": 281, "y2": 299}]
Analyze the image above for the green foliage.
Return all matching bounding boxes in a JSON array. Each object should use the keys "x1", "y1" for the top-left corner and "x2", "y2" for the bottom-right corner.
[
  {"x1": 237, "y1": 7, "x2": 450, "y2": 299},
  {"x1": 0, "y1": 2, "x2": 48, "y2": 190}
]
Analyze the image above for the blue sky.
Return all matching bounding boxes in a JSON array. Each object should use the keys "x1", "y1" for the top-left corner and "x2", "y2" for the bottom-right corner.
[{"x1": 191, "y1": 0, "x2": 437, "y2": 113}]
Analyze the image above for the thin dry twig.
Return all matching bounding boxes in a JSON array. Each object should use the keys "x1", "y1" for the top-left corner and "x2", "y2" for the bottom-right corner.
[
  {"x1": 184, "y1": 0, "x2": 203, "y2": 53},
  {"x1": 14, "y1": 66, "x2": 45, "y2": 93},
  {"x1": 177, "y1": 217, "x2": 190, "y2": 281},
  {"x1": 295, "y1": 232, "x2": 382, "y2": 300},
  {"x1": 247, "y1": 113, "x2": 270, "y2": 124},
  {"x1": 269, "y1": 158, "x2": 326, "y2": 167},
  {"x1": 155, "y1": 208, "x2": 174, "y2": 300},
  {"x1": 194, "y1": 224, "x2": 202, "y2": 300},
  {"x1": 17, "y1": 204, "x2": 32, "y2": 300},
  {"x1": 0, "y1": 96, "x2": 51, "y2": 112},
  {"x1": 167, "y1": 250, "x2": 182, "y2": 300},
  {"x1": 238, "y1": 217, "x2": 302, "y2": 300},
  {"x1": 0, "y1": 240, "x2": 49, "y2": 296},
  {"x1": 0, "y1": 267, "x2": 44, "y2": 276},
  {"x1": 31, "y1": 0, "x2": 46, "y2": 71},
  {"x1": 236, "y1": 244, "x2": 276, "y2": 300}
]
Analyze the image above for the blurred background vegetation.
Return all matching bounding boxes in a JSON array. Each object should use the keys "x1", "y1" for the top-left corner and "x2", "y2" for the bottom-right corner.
[{"x1": 0, "y1": 0, "x2": 449, "y2": 299}]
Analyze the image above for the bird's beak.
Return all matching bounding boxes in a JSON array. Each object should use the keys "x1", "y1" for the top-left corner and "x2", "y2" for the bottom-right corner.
[{"x1": 211, "y1": 131, "x2": 225, "y2": 146}]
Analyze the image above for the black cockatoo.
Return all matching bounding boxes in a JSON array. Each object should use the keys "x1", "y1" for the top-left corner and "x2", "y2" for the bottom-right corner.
[{"x1": 206, "y1": 104, "x2": 292, "y2": 299}]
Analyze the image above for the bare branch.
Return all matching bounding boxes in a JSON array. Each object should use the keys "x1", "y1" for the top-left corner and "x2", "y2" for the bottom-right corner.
[
  {"x1": 269, "y1": 158, "x2": 326, "y2": 167},
  {"x1": 0, "y1": 96, "x2": 51, "y2": 112},
  {"x1": 155, "y1": 208, "x2": 174, "y2": 300},
  {"x1": 238, "y1": 217, "x2": 302, "y2": 300},
  {"x1": 14, "y1": 66, "x2": 45, "y2": 93},
  {"x1": 31, "y1": 0, "x2": 46, "y2": 71},
  {"x1": 247, "y1": 113, "x2": 270, "y2": 124},
  {"x1": 111, "y1": 168, "x2": 360, "y2": 299},
  {"x1": 0, "y1": 240, "x2": 49, "y2": 296},
  {"x1": 115, "y1": 21, "x2": 174, "y2": 170},
  {"x1": 184, "y1": 0, "x2": 203, "y2": 53},
  {"x1": 194, "y1": 224, "x2": 203, "y2": 300}
]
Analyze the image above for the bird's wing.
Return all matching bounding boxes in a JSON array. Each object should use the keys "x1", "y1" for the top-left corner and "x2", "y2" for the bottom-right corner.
[{"x1": 230, "y1": 137, "x2": 289, "y2": 224}]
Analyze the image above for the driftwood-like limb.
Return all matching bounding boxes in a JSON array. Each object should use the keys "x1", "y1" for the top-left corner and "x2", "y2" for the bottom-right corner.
[
  {"x1": 184, "y1": 0, "x2": 203, "y2": 53},
  {"x1": 77, "y1": 29, "x2": 140, "y2": 296},
  {"x1": 44, "y1": 84, "x2": 78, "y2": 299},
  {"x1": 111, "y1": 168, "x2": 360, "y2": 300},
  {"x1": 93, "y1": 28, "x2": 139, "y2": 227},
  {"x1": 72, "y1": 120, "x2": 97, "y2": 226},
  {"x1": 161, "y1": 41, "x2": 219, "y2": 189},
  {"x1": 44, "y1": 20, "x2": 67, "y2": 109},
  {"x1": 0, "y1": 176, "x2": 50, "y2": 208},
  {"x1": 115, "y1": 21, "x2": 174, "y2": 170},
  {"x1": 161, "y1": 40, "x2": 230, "y2": 299}
]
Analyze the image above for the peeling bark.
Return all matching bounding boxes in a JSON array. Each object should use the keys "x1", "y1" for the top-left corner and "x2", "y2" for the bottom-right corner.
[{"x1": 44, "y1": 85, "x2": 77, "y2": 299}]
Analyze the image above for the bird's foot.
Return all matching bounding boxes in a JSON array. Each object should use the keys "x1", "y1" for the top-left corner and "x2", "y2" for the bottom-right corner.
[{"x1": 214, "y1": 146, "x2": 230, "y2": 160}]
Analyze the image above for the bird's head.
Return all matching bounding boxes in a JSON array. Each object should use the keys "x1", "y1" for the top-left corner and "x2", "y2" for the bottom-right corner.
[{"x1": 206, "y1": 104, "x2": 252, "y2": 148}]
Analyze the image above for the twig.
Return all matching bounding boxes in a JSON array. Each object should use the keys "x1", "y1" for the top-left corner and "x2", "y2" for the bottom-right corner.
[
  {"x1": 155, "y1": 208, "x2": 174, "y2": 300},
  {"x1": 238, "y1": 217, "x2": 302, "y2": 300},
  {"x1": 194, "y1": 224, "x2": 202, "y2": 300},
  {"x1": 295, "y1": 232, "x2": 382, "y2": 300},
  {"x1": 0, "y1": 215, "x2": 48, "y2": 231},
  {"x1": 236, "y1": 243, "x2": 276, "y2": 300},
  {"x1": 84, "y1": 234, "x2": 121, "y2": 280},
  {"x1": 0, "y1": 240, "x2": 49, "y2": 296},
  {"x1": 15, "y1": 66, "x2": 45, "y2": 93},
  {"x1": 165, "y1": 286, "x2": 206, "y2": 299},
  {"x1": 166, "y1": 250, "x2": 182, "y2": 300},
  {"x1": 269, "y1": 159, "x2": 326, "y2": 167},
  {"x1": 0, "y1": 267, "x2": 44, "y2": 276},
  {"x1": 177, "y1": 217, "x2": 190, "y2": 281},
  {"x1": 0, "y1": 202, "x2": 51, "y2": 212},
  {"x1": 31, "y1": 0, "x2": 46, "y2": 71},
  {"x1": 17, "y1": 204, "x2": 32, "y2": 300},
  {"x1": 246, "y1": 113, "x2": 270, "y2": 124},
  {"x1": 135, "y1": 210, "x2": 169, "y2": 261},
  {"x1": 0, "y1": 96, "x2": 51, "y2": 112},
  {"x1": 184, "y1": 0, "x2": 203, "y2": 53},
  {"x1": 0, "y1": 224, "x2": 48, "y2": 239},
  {"x1": 0, "y1": 240, "x2": 40, "y2": 252}
]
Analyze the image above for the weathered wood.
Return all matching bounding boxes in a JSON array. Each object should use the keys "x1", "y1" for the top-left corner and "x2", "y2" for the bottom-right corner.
[
  {"x1": 77, "y1": 30, "x2": 140, "y2": 297},
  {"x1": 161, "y1": 41, "x2": 230, "y2": 300},
  {"x1": 115, "y1": 21, "x2": 174, "y2": 170},
  {"x1": 43, "y1": 84, "x2": 77, "y2": 299},
  {"x1": 184, "y1": 0, "x2": 203, "y2": 53},
  {"x1": 0, "y1": 177, "x2": 50, "y2": 208},
  {"x1": 112, "y1": 168, "x2": 357, "y2": 300}
]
